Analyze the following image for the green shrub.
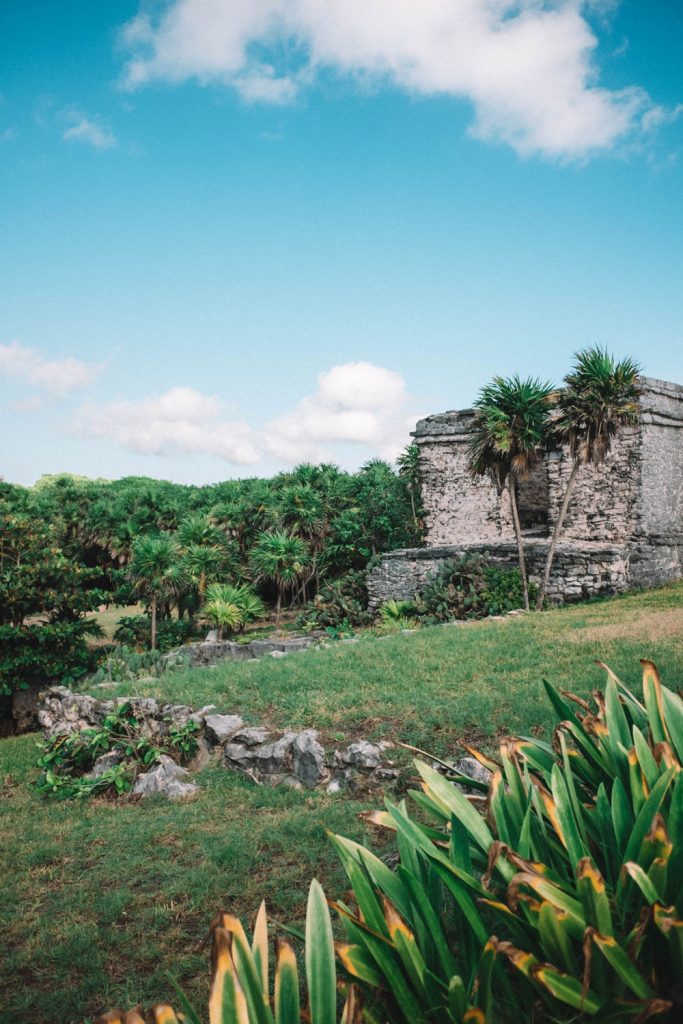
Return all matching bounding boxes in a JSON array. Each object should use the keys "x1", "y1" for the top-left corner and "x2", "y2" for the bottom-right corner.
[
  {"x1": 375, "y1": 599, "x2": 421, "y2": 634},
  {"x1": 113, "y1": 614, "x2": 201, "y2": 652},
  {"x1": 297, "y1": 570, "x2": 373, "y2": 630},
  {"x1": 414, "y1": 553, "x2": 530, "y2": 622},
  {"x1": 0, "y1": 511, "x2": 105, "y2": 699}
]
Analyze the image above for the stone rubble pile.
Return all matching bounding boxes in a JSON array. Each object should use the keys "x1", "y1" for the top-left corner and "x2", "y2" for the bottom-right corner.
[
  {"x1": 163, "y1": 634, "x2": 317, "y2": 668},
  {"x1": 37, "y1": 686, "x2": 398, "y2": 801}
]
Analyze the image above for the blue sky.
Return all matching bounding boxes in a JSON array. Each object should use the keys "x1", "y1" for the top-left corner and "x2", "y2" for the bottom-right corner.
[{"x1": 1, "y1": 0, "x2": 682, "y2": 485}]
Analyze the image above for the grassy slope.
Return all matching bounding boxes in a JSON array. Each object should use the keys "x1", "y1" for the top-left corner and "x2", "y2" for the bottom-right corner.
[{"x1": 2, "y1": 583, "x2": 683, "y2": 1023}]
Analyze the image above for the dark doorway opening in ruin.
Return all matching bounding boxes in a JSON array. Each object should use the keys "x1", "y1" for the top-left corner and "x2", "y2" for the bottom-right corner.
[{"x1": 517, "y1": 464, "x2": 550, "y2": 536}]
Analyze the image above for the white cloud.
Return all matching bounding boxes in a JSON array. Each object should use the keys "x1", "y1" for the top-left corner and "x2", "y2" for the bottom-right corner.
[
  {"x1": 75, "y1": 386, "x2": 261, "y2": 465},
  {"x1": 263, "y1": 361, "x2": 415, "y2": 464},
  {"x1": 119, "y1": 0, "x2": 675, "y2": 159},
  {"x1": 72, "y1": 363, "x2": 417, "y2": 468},
  {"x1": 9, "y1": 395, "x2": 44, "y2": 413},
  {"x1": 0, "y1": 341, "x2": 104, "y2": 397},
  {"x1": 63, "y1": 111, "x2": 117, "y2": 149}
]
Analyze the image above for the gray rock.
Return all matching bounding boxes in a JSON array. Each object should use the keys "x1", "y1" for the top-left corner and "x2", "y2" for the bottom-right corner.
[
  {"x1": 292, "y1": 730, "x2": 326, "y2": 788},
  {"x1": 249, "y1": 639, "x2": 286, "y2": 657},
  {"x1": 189, "y1": 704, "x2": 217, "y2": 725},
  {"x1": 38, "y1": 686, "x2": 114, "y2": 739},
  {"x1": 222, "y1": 742, "x2": 253, "y2": 769},
  {"x1": 252, "y1": 732, "x2": 297, "y2": 775},
  {"x1": 338, "y1": 740, "x2": 383, "y2": 769},
  {"x1": 204, "y1": 714, "x2": 245, "y2": 745},
  {"x1": 84, "y1": 750, "x2": 125, "y2": 779},
  {"x1": 132, "y1": 755, "x2": 199, "y2": 801},
  {"x1": 281, "y1": 637, "x2": 315, "y2": 653},
  {"x1": 326, "y1": 779, "x2": 342, "y2": 794},
  {"x1": 205, "y1": 629, "x2": 219, "y2": 642},
  {"x1": 223, "y1": 731, "x2": 299, "y2": 782},
  {"x1": 453, "y1": 756, "x2": 492, "y2": 787},
  {"x1": 270, "y1": 650, "x2": 288, "y2": 658},
  {"x1": 232, "y1": 726, "x2": 271, "y2": 746},
  {"x1": 10, "y1": 681, "x2": 44, "y2": 733}
]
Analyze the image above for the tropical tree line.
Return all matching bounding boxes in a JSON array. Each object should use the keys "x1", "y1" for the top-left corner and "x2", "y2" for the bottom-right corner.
[
  {"x1": 468, "y1": 346, "x2": 643, "y2": 610},
  {"x1": 0, "y1": 457, "x2": 424, "y2": 702}
]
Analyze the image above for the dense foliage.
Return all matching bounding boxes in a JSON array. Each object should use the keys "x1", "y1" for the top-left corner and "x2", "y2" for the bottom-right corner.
[
  {"x1": 0, "y1": 459, "x2": 421, "y2": 702},
  {"x1": 0, "y1": 488, "x2": 105, "y2": 699},
  {"x1": 413, "y1": 553, "x2": 530, "y2": 622},
  {"x1": 103, "y1": 660, "x2": 683, "y2": 1023}
]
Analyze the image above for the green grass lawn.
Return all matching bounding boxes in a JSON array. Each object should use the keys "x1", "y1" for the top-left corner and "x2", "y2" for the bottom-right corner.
[{"x1": 2, "y1": 584, "x2": 683, "y2": 1023}]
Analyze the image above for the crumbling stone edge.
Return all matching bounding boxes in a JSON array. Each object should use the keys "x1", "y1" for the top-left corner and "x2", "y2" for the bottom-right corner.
[{"x1": 37, "y1": 686, "x2": 407, "y2": 802}]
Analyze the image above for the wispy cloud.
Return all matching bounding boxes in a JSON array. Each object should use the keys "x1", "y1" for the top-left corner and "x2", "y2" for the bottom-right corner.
[
  {"x1": 73, "y1": 362, "x2": 419, "y2": 467},
  {"x1": 0, "y1": 341, "x2": 105, "y2": 397},
  {"x1": 62, "y1": 110, "x2": 117, "y2": 150},
  {"x1": 75, "y1": 386, "x2": 261, "y2": 465},
  {"x1": 9, "y1": 395, "x2": 44, "y2": 413},
  {"x1": 119, "y1": 0, "x2": 676, "y2": 161}
]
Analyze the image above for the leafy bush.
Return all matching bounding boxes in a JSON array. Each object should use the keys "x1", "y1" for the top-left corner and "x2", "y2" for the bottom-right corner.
[
  {"x1": 0, "y1": 511, "x2": 105, "y2": 699},
  {"x1": 375, "y1": 599, "x2": 421, "y2": 634},
  {"x1": 113, "y1": 614, "x2": 201, "y2": 652},
  {"x1": 414, "y1": 553, "x2": 530, "y2": 622},
  {"x1": 101, "y1": 660, "x2": 683, "y2": 1022},
  {"x1": 36, "y1": 700, "x2": 199, "y2": 799},
  {"x1": 297, "y1": 570, "x2": 373, "y2": 630},
  {"x1": 203, "y1": 582, "x2": 266, "y2": 638}
]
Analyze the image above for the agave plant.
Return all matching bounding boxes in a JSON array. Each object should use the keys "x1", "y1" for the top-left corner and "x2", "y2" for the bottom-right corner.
[
  {"x1": 97, "y1": 880, "x2": 361, "y2": 1024},
  {"x1": 339, "y1": 660, "x2": 682, "y2": 1022},
  {"x1": 96, "y1": 661, "x2": 682, "y2": 1024}
]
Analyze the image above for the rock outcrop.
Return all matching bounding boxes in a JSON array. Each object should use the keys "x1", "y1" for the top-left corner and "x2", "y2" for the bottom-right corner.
[{"x1": 37, "y1": 686, "x2": 397, "y2": 799}]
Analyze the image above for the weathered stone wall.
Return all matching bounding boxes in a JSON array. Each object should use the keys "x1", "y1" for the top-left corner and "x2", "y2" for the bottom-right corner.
[
  {"x1": 545, "y1": 427, "x2": 642, "y2": 543},
  {"x1": 399, "y1": 377, "x2": 683, "y2": 603},
  {"x1": 518, "y1": 462, "x2": 550, "y2": 530},
  {"x1": 415, "y1": 410, "x2": 514, "y2": 545},
  {"x1": 638, "y1": 378, "x2": 683, "y2": 544},
  {"x1": 367, "y1": 541, "x2": 629, "y2": 609}
]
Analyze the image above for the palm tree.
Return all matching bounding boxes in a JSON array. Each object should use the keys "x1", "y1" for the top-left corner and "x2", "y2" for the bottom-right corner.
[
  {"x1": 202, "y1": 595, "x2": 243, "y2": 640},
  {"x1": 249, "y1": 531, "x2": 310, "y2": 627},
  {"x1": 182, "y1": 543, "x2": 231, "y2": 599},
  {"x1": 128, "y1": 534, "x2": 183, "y2": 649},
  {"x1": 177, "y1": 513, "x2": 225, "y2": 549},
  {"x1": 536, "y1": 347, "x2": 642, "y2": 609},
  {"x1": 204, "y1": 582, "x2": 265, "y2": 633},
  {"x1": 273, "y1": 484, "x2": 329, "y2": 602},
  {"x1": 468, "y1": 376, "x2": 556, "y2": 610},
  {"x1": 397, "y1": 443, "x2": 422, "y2": 533}
]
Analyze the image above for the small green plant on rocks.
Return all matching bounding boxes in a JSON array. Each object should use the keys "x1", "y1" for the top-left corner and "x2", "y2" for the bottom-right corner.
[{"x1": 35, "y1": 702, "x2": 199, "y2": 799}]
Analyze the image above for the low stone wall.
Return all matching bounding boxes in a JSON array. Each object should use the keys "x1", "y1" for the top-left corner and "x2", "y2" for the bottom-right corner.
[
  {"x1": 37, "y1": 686, "x2": 400, "y2": 799},
  {"x1": 367, "y1": 541, "x2": 630, "y2": 609},
  {"x1": 162, "y1": 635, "x2": 317, "y2": 668}
]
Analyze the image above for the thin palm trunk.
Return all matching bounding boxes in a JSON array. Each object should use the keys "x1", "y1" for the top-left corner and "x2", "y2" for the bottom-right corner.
[
  {"x1": 536, "y1": 459, "x2": 581, "y2": 610},
  {"x1": 150, "y1": 595, "x2": 158, "y2": 650},
  {"x1": 275, "y1": 587, "x2": 282, "y2": 628},
  {"x1": 508, "y1": 478, "x2": 529, "y2": 611}
]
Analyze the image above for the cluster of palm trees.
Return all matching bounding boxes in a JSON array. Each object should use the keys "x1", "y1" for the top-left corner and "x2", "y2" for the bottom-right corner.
[
  {"x1": 125, "y1": 459, "x2": 422, "y2": 646},
  {"x1": 468, "y1": 347, "x2": 642, "y2": 610},
  {"x1": 127, "y1": 520, "x2": 309, "y2": 647}
]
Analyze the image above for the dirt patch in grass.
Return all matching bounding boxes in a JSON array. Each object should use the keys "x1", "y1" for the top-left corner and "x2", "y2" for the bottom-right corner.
[{"x1": 571, "y1": 606, "x2": 683, "y2": 644}]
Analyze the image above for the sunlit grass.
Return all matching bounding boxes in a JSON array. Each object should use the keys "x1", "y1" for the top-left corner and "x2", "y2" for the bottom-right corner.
[{"x1": 2, "y1": 582, "x2": 682, "y2": 1021}]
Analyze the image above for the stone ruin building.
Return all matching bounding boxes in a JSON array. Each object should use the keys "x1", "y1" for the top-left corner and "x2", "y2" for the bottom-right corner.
[{"x1": 368, "y1": 377, "x2": 683, "y2": 607}]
